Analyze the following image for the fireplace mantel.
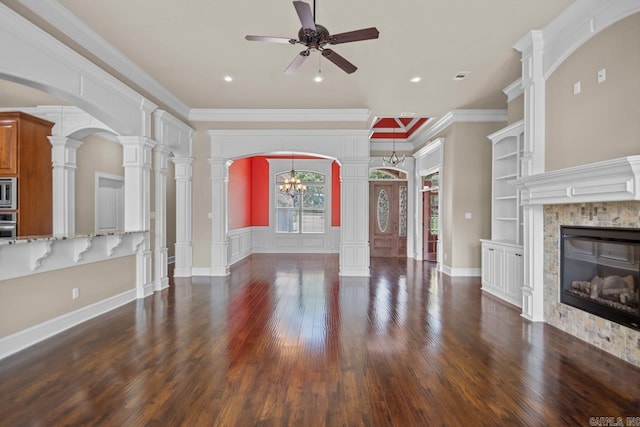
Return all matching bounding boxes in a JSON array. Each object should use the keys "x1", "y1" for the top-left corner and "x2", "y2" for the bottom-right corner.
[{"x1": 516, "y1": 156, "x2": 640, "y2": 206}]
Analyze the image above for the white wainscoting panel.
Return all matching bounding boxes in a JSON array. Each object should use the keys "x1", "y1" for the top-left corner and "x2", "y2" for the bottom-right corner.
[{"x1": 228, "y1": 227, "x2": 252, "y2": 265}]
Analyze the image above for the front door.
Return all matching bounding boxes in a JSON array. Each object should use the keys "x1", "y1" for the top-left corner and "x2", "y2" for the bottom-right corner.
[{"x1": 369, "y1": 181, "x2": 407, "y2": 257}]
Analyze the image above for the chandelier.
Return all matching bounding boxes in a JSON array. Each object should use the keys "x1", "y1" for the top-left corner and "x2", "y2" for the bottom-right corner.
[
  {"x1": 382, "y1": 127, "x2": 405, "y2": 167},
  {"x1": 279, "y1": 157, "x2": 307, "y2": 197}
]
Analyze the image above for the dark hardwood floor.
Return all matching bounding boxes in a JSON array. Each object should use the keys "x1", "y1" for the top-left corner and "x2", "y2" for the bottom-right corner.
[{"x1": 1, "y1": 254, "x2": 639, "y2": 426}]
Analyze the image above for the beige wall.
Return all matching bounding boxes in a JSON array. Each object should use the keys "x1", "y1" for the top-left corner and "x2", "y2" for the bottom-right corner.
[
  {"x1": 546, "y1": 12, "x2": 640, "y2": 171},
  {"x1": 449, "y1": 122, "x2": 500, "y2": 269},
  {"x1": 430, "y1": 120, "x2": 499, "y2": 270},
  {"x1": 75, "y1": 134, "x2": 124, "y2": 234},
  {"x1": 507, "y1": 94, "x2": 524, "y2": 124},
  {"x1": 0, "y1": 256, "x2": 136, "y2": 337}
]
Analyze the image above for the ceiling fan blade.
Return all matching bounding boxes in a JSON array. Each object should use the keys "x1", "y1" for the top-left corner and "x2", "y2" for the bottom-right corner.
[
  {"x1": 245, "y1": 35, "x2": 295, "y2": 44},
  {"x1": 293, "y1": 1, "x2": 316, "y2": 30},
  {"x1": 321, "y1": 49, "x2": 357, "y2": 74},
  {"x1": 284, "y1": 51, "x2": 310, "y2": 74},
  {"x1": 330, "y1": 27, "x2": 380, "y2": 44}
]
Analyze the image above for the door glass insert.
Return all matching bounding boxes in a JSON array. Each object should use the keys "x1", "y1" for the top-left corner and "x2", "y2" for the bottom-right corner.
[
  {"x1": 377, "y1": 189, "x2": 389, "y2": 232},
  {"x1": 399, "y1": 185, "x2": 407, "y2": 237}
]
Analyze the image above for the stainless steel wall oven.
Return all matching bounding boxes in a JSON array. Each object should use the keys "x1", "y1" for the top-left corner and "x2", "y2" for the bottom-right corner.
[
  {"x1": 0, "y1": 177, "x2": 17, "y2": 210},
  {"x1": 0, "y1": 212, "x2": 16, "y2": 239}
]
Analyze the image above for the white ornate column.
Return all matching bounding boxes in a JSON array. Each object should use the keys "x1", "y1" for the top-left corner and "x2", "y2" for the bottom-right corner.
[
  {"x1": 49, "y1": 136, "x2": 82, "y2": 235},
  {"x1": 119, "y1": 136, "x2": 154, "y2": 298},
  {"x1": 209, "y1": 154, "x2": 230, "y2": 276},
  {"x1": 153, "y1": 145, "x2": 171, "y2": 290},
  {"x1": 173, "y1": 156, "x2": 193, "y2": 277},
  {"x1": 515, "y1": 30, "x2": 546, "y2": 321},
  {"x1": 339, "y1": 158, "x2": 370, "y2": 276},
  {"x1": 153, "y1": 109, "x2": 194, "y2": 279}
]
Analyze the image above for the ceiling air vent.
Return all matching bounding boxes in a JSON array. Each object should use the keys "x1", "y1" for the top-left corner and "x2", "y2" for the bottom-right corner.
[{"x1": 453, "y1": 71, "x2": 471, "y2": 80}]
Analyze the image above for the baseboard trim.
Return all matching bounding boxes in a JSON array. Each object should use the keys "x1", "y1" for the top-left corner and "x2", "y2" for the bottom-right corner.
[
  {"x1": 441, "y1": 265, "x2": 481, "y2": 277},
  {"x1": 0, "y1": 288, "x2": 137, "y2": 361},
  {"x1": 191, "y1": 267, "x2": 212, "y2": 276}
]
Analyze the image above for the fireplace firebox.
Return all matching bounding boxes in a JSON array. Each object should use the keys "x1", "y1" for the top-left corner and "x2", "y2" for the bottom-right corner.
[{"x1": 560, "y1": 226, "x2": 640, "y2": 330}]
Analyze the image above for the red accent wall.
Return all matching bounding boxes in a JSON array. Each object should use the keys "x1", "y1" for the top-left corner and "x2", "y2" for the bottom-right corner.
[
  {"x1": 227, "y1": 156, "x2": 341, "y2": 229},
  {"x1": 251, "y1": 157, "x2": 270, "y2": 226},
  {"x1": 228, "y1": 157, "x2": 252, "y2": 230},
  {"x1": 332, "y1": 161, "x2": 341, "y2": 226}
]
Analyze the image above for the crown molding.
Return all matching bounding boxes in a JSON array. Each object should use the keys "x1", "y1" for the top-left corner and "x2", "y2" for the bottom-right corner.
[
  {"x1": 503, "y1": 79, "x2": 524, "y2": 102},
  {"x1": 417, "y1": 109, "x2": 507, "y2": 145},
  {"x1": 189, "y1": 108, "x2": 371, "y2": 122},
  {"x1": 487, "y1": 120, "x2": 524, "y2": 142},
  {"x1": 413, "y1": 138, "x2": 443, "y2": 159},
  {"x1": 406, "y1": 117, "x2": 435, "y2": 145},
  {"x1": 14, "y1": 0, "x2": 190, "y2": 120}
]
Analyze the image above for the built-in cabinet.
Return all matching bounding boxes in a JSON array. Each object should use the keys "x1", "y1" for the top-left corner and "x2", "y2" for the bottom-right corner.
[
  {"x1": 0, "y1": 112, "x2": 54, "y2": 237},
  {"x1": 481, "y1": 240, "x2": 523, "y2": 307},
  {"x1": 481, "y1": 120, "x2": 524, "y2": 307}
]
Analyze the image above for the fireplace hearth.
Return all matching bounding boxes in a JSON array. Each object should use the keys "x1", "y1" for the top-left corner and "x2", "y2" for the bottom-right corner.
[{"x1": 561, "y1": 226, "x2": 640, "y2": 330}]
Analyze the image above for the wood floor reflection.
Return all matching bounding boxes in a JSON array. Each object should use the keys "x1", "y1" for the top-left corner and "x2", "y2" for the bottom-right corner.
[{"x1": 1, "y1": 254, "x2": 639, "y2": 426}]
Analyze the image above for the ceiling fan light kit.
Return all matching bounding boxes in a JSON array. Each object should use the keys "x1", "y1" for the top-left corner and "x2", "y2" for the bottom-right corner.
[{"x1": 245, "y1": 1, "x2": 379, "y2": 75}]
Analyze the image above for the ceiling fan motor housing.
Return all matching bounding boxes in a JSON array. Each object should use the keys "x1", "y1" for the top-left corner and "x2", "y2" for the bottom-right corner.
[{"x1": 298, "y1": 24, "x2": 330, "y2": 49}]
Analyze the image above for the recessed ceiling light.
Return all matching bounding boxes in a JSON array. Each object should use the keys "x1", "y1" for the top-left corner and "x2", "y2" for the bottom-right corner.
[
  {"x1": 453, "y1": 71, "x2": 471, "y2": 80},
  {"x1": 314, "y1": 74, "x2": 323, "y2": 83},
  {"x1": 410, "y1": 76, "x2": 421, "y2": 83},
  {"x1": 224, "y1": 75, "x2": 233, "y2": 82}
]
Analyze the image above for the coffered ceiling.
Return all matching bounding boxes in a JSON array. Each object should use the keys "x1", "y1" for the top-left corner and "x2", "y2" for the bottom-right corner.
[{"x1": 2, "y1": 0, "x2": 574, "y2": 129}]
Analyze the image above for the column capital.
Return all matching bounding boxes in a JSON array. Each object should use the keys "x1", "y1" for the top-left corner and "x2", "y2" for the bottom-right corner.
[
  {"x1": 172, "y1": 155, "x2": 195, "y2": 166},
  {"x1": 173, "y1": 156, "x2": 194, "y2": 181},
  {"x1": 118, "y1": 135, "x2": 155, "y2": 148},
  {"x1": 118, "y1": 136, "x2": 154, "y2": 170},
  {"x1": 49, "y1": 136, "x2": 82, "y2": 169}
]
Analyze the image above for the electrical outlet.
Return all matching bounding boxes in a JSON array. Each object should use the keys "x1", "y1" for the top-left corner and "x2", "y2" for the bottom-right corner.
[
  {"x1": 464, "y1": 212, "x2": 472, "y2": 219},
  {"x1": 72, "y1": 287, "x2": 79, "y2": 300},
  {"x1": 573, "y1": 81, "x2": 581, "y2": 95},
  {"x1": 597, "y1": 68, "x2": 606, "y2": 84}
]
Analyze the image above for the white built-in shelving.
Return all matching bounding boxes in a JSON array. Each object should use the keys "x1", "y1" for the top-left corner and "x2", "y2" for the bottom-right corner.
[{"x1": 481, "y1": 120, "x2": 524, "y2": 307}]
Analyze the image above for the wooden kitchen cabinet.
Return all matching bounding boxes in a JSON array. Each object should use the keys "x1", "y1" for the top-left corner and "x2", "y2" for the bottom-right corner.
[
  {"x1": 0, "y1": 119, "x2": 18, "y2": 175},
  {"x1": 0, "y1": 112, "x2": 54, "y2": 236}
]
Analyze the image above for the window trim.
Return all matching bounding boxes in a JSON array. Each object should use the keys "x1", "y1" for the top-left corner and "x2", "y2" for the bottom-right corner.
[{"x1": 268, "y1": 158, "x2": 332, "y2": 236}]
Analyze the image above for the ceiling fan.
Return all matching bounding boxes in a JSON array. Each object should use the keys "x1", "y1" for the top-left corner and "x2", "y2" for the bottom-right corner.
[{"x1": 245, "y1": 0, "x2": 379, "y2": 75}]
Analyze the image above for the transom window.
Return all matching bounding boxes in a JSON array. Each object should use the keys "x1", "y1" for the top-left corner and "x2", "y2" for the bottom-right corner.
[
  {"x1": 369, "y1": 169, "x2": 407, "y2": 180},
  {"x1": 275, "y1": 171, "x2": 325, "y2": 233}
]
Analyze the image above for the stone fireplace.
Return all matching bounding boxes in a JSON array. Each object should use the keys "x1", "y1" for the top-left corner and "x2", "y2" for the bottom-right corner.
[
  {"x1": 545, "y1": 203, "x2": 640, "y2": 366},
  {"x1": 518, "y1": 156, "x2": 640, "y2": 367}
]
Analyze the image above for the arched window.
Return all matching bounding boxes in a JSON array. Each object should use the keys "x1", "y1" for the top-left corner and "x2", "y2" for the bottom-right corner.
[{"x1": 275, "y1": 171, "x2": 325, "y2": 233}]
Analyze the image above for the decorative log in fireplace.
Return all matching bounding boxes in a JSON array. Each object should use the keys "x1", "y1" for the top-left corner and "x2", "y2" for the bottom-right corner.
[{"x1": 560, "y1": 226, "x2": 640, "y2": 330}]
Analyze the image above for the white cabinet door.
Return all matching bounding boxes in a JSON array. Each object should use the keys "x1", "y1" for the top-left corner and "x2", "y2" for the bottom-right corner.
[
  {"x1": 481, "y1": 244, "x2": 494, "y2": 287},
  {"x1": 492, "y1": 248, "x2": 505, "y2": 292},
  {"x1": 504, "y1": 248, "x2": 523, "y2": 301}
]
